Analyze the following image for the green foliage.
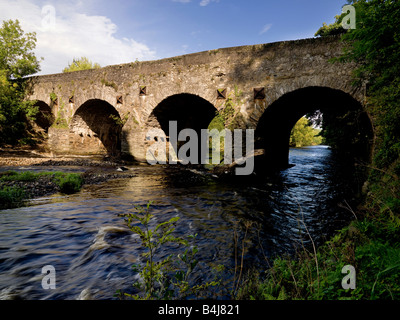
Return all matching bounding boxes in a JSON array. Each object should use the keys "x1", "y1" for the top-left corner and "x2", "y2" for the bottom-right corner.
[
  {"x1": 337, "y1": 1, "x2": 400, "y2": 169},
  {"x1": 0, "y1": 19, "x2": 41, "y2": 79},
  {"x1": 49, "y1": 92, "x2": 57, "y2": 102},
  {"x1": 207, "y1": 87, "x2": 246, "y2": 165},
  {"x1": 118, "y1": 202, "x2": 220, "y2": 300},
  {"x1": 314, "y1": 0, "x2": 400, "y2": 172},
  {"x1": 336, "y1": 0, "x2": 400, "y2": 216},
  {"x1": 54, "y1": 173, "x2": 83, "y2": 194},
  {"x1": 241, "y1": 215, "x2": 400, "y2": 300},
  {"x1": 315, "y1": 15, "x2": 347, "y2": 37},
  {"x1": 0, "y1": 170, "x2": 37, "y2": 182},
  {"x1": 101, "y1": 78, "x2": 118, "y2": 91},
  {"x1": 0, "y1": 171, "x2": 84, "y2": 205},
  {"x1": 0, "y1": 186, "x2": 26, "y2": 209},
  {"x1": 290, "y1": 117, "x2": 322, "y2": 147},
  {"x1": 62, "y1": 57, "x2": 101, "y2": 73},
  {"x1": 51, "y1": 118, "x2": 68, "y2": 129},
  {"x1": 208, "y1": 101, "x2": 235, "y2": 132},
  {"x1": 208, "y1": 86, "x2": 244, "y2": 132},
  {"x1": 0, "y1": 19, "x2": 41, "y2": 145},
  {"x1": 109, "y1": 113, "x2": 129, "y2": 127}
]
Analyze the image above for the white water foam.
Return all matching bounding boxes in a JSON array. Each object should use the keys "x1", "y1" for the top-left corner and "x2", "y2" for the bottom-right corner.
[{"x1": 88, "y1": 226, "x2": 129, "y2": 252}]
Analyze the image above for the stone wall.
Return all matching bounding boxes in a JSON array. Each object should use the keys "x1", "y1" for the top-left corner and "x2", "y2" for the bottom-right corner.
[
  {"x1": 48, "y1": 128, "x2": 70, "y2": 155},
  {"x1": 26, "y1": 35, "x2": 364, "y2": 162}
]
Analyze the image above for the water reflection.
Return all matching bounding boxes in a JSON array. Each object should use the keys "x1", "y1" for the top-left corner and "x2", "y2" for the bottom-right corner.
[{"x1": 0, "y1": 146, "x2": 359, "y2": 300}]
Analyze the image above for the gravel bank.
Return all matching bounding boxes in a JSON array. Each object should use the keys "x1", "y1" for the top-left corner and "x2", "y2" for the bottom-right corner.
[
  {"x1": 0, "y1": 153, "x2": 135, "y2": 204},
  {"x1": 0, "y1": 170, "x2": 136, "y2": 200}
]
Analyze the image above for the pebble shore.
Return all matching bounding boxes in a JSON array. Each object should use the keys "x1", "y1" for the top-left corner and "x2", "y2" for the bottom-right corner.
[{"x1": 0, "y1": 153, "x2": 135, "y2": 202}]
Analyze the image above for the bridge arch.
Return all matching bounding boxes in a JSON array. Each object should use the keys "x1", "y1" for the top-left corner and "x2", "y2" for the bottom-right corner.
[
  {"x1": 70, "y1": 99, "x2": 122, "y2": 156},
  {"x1": 145, "y1": 93, "x2": 218, "y2": 163},
  {"x1": 255, "y1": 86, "x2": 374, "y2": 172},
  {"x1": 32, "y1": 100, "x2": 54, "y2": 132}
]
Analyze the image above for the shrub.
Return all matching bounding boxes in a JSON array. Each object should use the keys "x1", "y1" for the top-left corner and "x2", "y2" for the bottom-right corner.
[
  {"x1": 55, "y1": 173, "x2": 83, "y2": 194},
  {"x1": 0, "y1": 186, "x2": 26, "y2": 209},
  {"x1": 117, "y1": 202, "x2": 220, "y2": 300}
]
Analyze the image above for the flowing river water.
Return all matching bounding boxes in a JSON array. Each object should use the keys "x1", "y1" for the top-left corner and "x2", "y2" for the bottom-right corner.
[{"x1": 0, "y1": 146, "x2": 361, "y2": 300}]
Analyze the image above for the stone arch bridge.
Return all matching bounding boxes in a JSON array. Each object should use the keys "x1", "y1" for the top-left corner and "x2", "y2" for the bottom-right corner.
[{"x1": 26, "y1": 35, "x2": 372, "y2": 170}]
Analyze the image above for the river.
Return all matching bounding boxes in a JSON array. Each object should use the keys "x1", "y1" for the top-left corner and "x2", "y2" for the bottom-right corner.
[{"x1": 0, "y1": 146, "x2": 361, "y2": 300}]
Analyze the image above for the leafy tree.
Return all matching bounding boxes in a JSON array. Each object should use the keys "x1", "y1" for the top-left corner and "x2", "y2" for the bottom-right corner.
[
  {"x1": 316, "y1": 0, "x2": 400, "y2": 220},
  {"x1": 338, "y1": 0, "x2": 400, "y2": 170},
  {"x1": 0, "y1": 20, "x2": 41, "y2": 79},
  {"x1": 315, "y1": 15, "x2": 346, "y2": 37},
  {"x1": 290, "y1": 117, "x2": 322, "y2": 147},
  {"x1": 317, "y1": 1, "x2": 400, "y2": 169},
  {"x1": 63, "y1": 57, "x2": 101, "y2": 73},
  {"x1": 0, "y1": 19, "x2": 41, "y2": 145}
]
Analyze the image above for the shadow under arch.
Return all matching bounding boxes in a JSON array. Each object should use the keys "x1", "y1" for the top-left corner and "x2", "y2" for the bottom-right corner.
[
  {"x1": 70, "y1": 99, "x2": 122, "y2": 156},
  {"x1": 255, "y1": 86, "x2": 374, "y2": 173},
  {"x1": 33, "y1": 100, "x2": 54, "y2": 132},
  {"x1": 146, "y1": 93, "x2": 218, "y2": 163}
]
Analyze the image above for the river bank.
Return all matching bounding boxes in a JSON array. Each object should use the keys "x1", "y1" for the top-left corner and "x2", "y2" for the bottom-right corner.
[
  {"x1": 0, "y1": 150, "x2": 215, "y2": 210},
  {"x1": 0, "y1": 146, "x2": 129, "y2": 167},
  {"x1": 237, "y1": 174, "x2": 400, "y2": 300},
  {"x1": 0, "y1": 150, "x2": 137, "y2": 209}
]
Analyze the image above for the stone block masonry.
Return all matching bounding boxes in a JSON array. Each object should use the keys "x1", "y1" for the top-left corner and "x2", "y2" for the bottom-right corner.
[{"x1": 25, "y1": 35, "x2": 366, "y2": 168}]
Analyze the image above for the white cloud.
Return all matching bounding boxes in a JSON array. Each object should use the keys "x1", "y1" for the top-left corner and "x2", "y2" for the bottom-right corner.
[
  {"x1": 0, "y1": 0, "x2": 156, "y2": 75},
  {"x1": 199, "y1": 0, "x2": 219, "y2": 6},
  {"x1": 259, "y1": 23, "x2": 272, "y2": 35},
  {"x1": 172, "y1": 0, "x2": 191, "y2": 3}
]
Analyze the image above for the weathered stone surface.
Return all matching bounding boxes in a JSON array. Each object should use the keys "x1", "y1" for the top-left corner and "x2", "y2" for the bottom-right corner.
[{"x1": 25, "y1": 36, "x2": 365, "y2": 164}]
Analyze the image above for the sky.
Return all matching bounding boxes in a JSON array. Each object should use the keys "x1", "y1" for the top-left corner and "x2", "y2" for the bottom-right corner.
[{"x1": 0, "y1": 0, "x2": 347, "y2": 75}]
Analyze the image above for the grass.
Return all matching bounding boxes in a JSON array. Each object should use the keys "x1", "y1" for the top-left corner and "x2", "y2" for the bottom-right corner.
[
  {"x1": 0, "y1": 170, "x2": 84, "y2": 209},
  {"x1": 235, "y1": 220, "x2": 400, "y2": 300},
  {"x1": 0, "y1": 170, "x2": 38, "y2": 182}
]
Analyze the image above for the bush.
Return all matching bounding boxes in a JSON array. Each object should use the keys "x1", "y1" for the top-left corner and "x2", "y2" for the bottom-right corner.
[
  {"x1": 0, "y1": 186, "x2": 26, "y2": 209},
  {"x1": 117, "y1": 202, "x2": 221, "y2": 300},
  {"x1": 55, "y1": 173, "x2": 83, "y2": 194}
]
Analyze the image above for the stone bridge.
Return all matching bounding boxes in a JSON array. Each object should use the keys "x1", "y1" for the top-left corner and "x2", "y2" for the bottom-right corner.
[{"x1": 26, "y1": 35, "x2": 372, "y2": 170}]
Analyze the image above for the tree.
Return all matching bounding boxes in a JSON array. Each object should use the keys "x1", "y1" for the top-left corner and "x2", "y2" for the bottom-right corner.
[
  {"x1": 0, "y1": 19, "x2": 41, "y2": 79},
  {"x1": 289, "y1": 117, "x2": 322, "y2": 147},
  {"x1": 323, "y1": 1, "x2": 400, "y2": 170},
  {"x1": 315, "y1": 15, "x2": 346, "y2": 37},
  {"x1": 63, "y1": 57, "x2": 101, "y2": 73},
  {"x1": 0, "y1": 19, "x2": 41, "y2": 145}
]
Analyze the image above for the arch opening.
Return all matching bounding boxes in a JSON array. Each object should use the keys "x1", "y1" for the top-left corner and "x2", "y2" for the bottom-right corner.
[
  {"x1": 70, "y1": 99, "x2": 122, "y2": 156},
  {"x1": 255, "y1": 87, "x2": 374, "y2": 173},
  {"x1": 33, "y1": 100, "x2": 54, "y2": 132},
  {"x1": 146, "y1": 93, "x2": 218, "y2": 163}
]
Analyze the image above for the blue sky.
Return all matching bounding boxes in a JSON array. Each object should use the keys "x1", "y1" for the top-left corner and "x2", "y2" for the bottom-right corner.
[{"x1": 0, "y1": 0, "x2": 346, "y2": 75}]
